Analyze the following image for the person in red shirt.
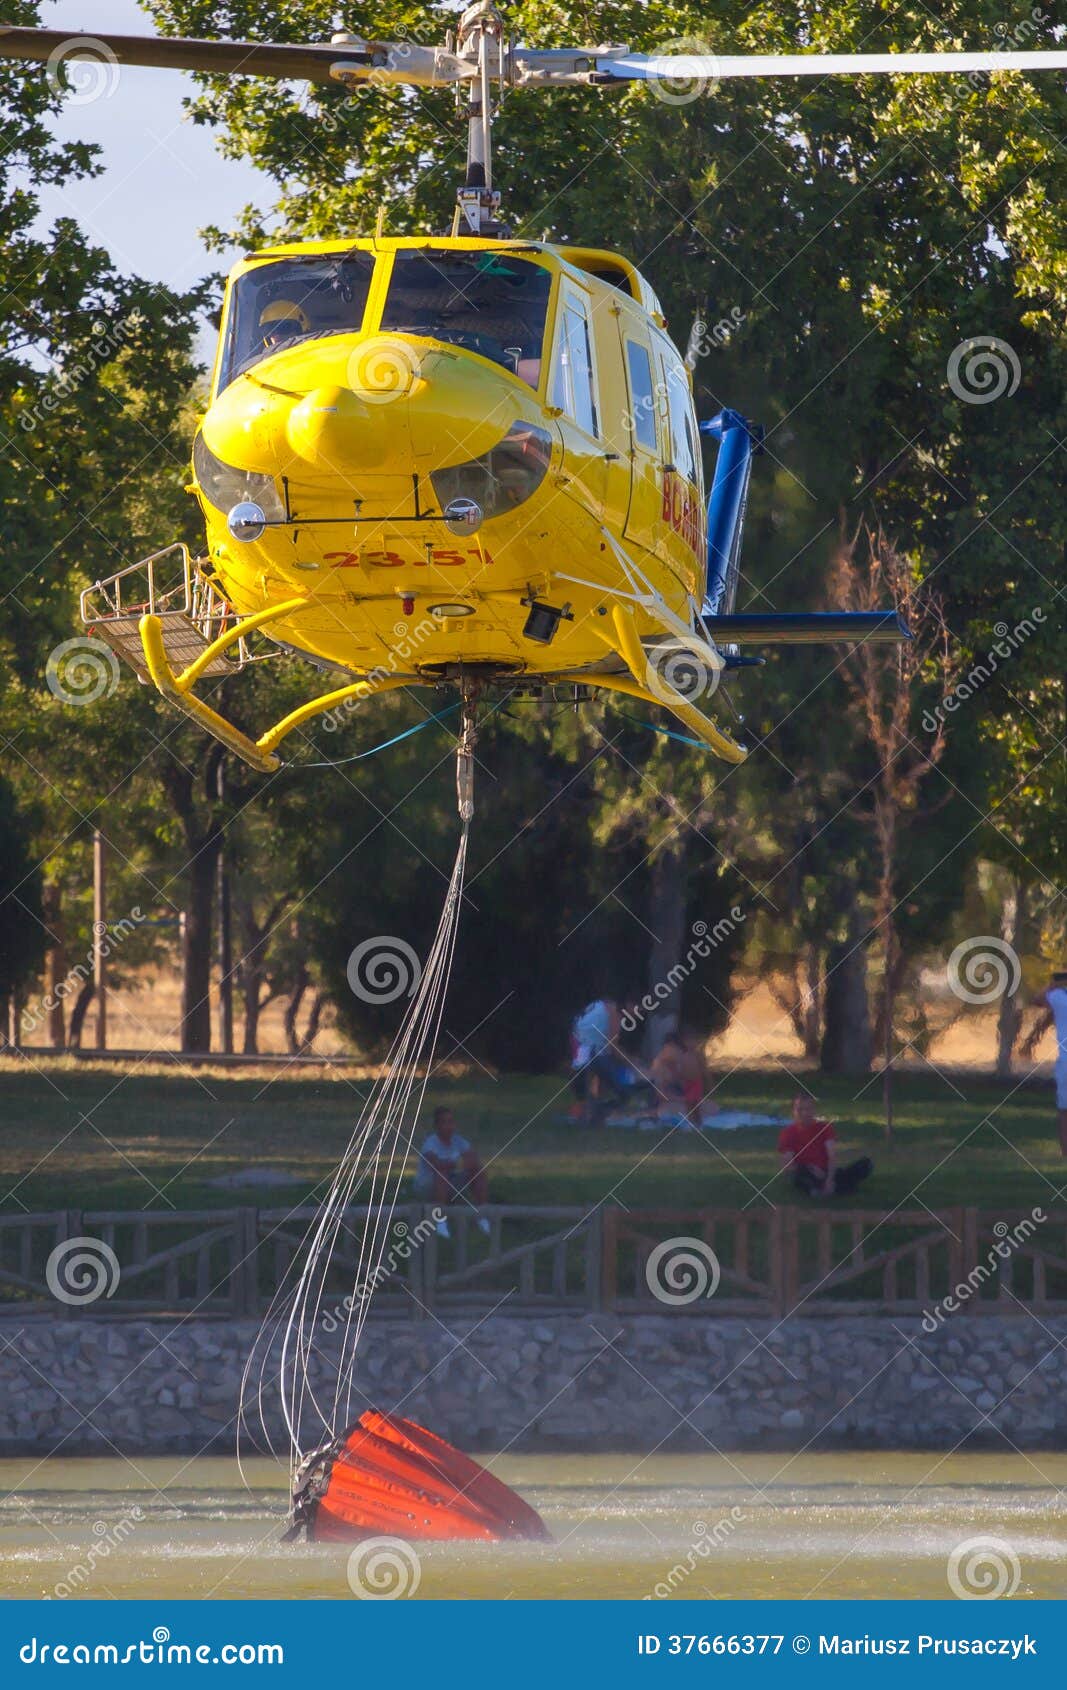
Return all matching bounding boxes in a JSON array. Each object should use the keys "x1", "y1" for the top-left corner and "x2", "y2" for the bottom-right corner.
[{"x1": 778, "y1": 1096, "x2": 873, "y2": 1197}]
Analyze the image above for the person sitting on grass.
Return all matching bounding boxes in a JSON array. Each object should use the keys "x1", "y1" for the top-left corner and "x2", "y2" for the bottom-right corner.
[
  {"x1": 648, "y1": 1030, "x2": 713, "y2": 1124},
  {"x1": 413, "y1": 1106, "x2": 490, "y2": 1238},
  {"x1": 778, "y1": 1095, "x2": 873, "y2": 1197}
]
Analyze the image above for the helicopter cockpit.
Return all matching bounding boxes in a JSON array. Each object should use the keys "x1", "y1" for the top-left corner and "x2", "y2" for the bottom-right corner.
[
  {"x1": 217, "y1": 247, "x2": 553, "y2": 393},
  {"x1": 219, "y1": 251, "x2": 377, "y2": 388},
  {"x1": 380, "y1": 250, "x2": 551, "y2": 387}
]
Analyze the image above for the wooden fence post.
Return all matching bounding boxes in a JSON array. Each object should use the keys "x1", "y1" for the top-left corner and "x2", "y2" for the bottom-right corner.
[
  {"x1": 600, "y1": 1207, "x2": 619, "y2": 1311},
  {"x1": 585, "y1": 1207, "x2": 603, "y2": 1311},
  {"x1": 232, "y1": 1208, "x2": 259, "y2": 1315},
  {"x1": 959, "y1": 1207, "x2": 979, "y2": 1311},
  {"x1": 775, "y1": 1207, "x2": 798, "y2": 1319}
]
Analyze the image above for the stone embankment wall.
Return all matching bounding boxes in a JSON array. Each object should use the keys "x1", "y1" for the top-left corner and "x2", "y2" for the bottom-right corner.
[{"x1": 1, "y1": 1313, "x2": 1064, "y2": 1455}]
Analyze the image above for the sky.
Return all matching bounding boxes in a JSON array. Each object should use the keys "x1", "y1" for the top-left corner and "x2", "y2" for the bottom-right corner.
[{"x1": 30, "y1": 0, "x2": 264, "y2": 304}]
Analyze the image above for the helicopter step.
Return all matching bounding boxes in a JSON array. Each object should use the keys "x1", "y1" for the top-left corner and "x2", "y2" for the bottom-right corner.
[{"x1": 80, "y1": 543, "x2": 252, "y2": 686}]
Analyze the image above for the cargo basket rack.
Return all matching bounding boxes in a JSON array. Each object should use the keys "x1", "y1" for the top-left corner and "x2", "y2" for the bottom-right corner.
[{"x1": 79, "y1": 543, "x2": 254, "y2": 683}]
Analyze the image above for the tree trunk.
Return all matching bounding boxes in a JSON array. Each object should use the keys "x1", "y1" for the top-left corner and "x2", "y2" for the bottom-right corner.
[
  {"x1": 41, "y1": 880, "x2": 67, "y2": 1049},
  {"x1": 242, "y1": 973, "x2": 262, "y2": 1055},
  {"x1": 68, "y1": 980, "x2": 94, "y2": 1049},
  {"x1": 284, "y1": 968, "x2": 309, "y2": 1055},
  {"x1": 643, "y1": 831, "x2": 688, "y2": 1060},
  {"x1": 802, "y1": 943, "x2": 822, "y2": 1062},
  {"x1": 217, "y1": 843, "x2": 233, "y2": 1055},
  {"x1": 301, "y1": 989, "x2": 326, "y2": 1054},
  {"x1": 820, "y1": 904, "x2": 872, "y2": 1076},
  {"x1": 995, "y1": 879, "x2": 1025, "y2": 1077},
  {"x1": 181, "y1": 843, "x2": 218, "y2": 1054}
]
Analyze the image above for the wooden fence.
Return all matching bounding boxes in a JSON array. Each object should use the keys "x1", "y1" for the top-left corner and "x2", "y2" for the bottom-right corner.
[{"x1": 1, "y1": 1204, "x2": 1064, "y2": 1319}]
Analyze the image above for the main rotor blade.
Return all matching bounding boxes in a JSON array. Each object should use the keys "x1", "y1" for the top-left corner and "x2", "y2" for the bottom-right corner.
[
  {"x1": 589, "y1": 49, "x2": 1067, "y2": 84},
  {"x1": 0, "y1": 25, "x2": 470, "y2": 87}
]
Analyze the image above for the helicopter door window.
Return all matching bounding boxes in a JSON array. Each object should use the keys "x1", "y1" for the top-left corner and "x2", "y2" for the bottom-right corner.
[
  {"x1": 550, "y1": 290, "x2": 599, "y2": 437},
  {"x1": 663, "y1": 358, "x2": 700, "y2": 485},
  {"x1": 219, "y1": 253, "x2": 376, "y2": 389},
  {"x1": 380, "y1": 252, "x2": 552, "y2": 381},
  {"x1": 625, "y1": 340, "x2": 658, "y2": 451}
]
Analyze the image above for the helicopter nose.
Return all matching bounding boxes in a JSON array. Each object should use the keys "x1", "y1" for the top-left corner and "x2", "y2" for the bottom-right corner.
[{"x1": 286, "y1": 338, "x2": 423, "y2": 471}]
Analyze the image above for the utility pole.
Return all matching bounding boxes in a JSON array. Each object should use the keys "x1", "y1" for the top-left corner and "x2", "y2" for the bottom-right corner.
[{"x1": 92, "y1": 829, "x2": 107, "y2": 1051}]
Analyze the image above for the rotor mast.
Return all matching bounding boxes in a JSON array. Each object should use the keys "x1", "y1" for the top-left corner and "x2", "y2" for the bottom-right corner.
[{"x1": 454, "y1": 3, "x2": 506, "y2": 236}]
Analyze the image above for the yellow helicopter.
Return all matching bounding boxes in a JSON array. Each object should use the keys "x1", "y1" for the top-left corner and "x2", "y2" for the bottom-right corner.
[{"x1": 6, "y1": 7, "x2": 1066, "y2": 773}]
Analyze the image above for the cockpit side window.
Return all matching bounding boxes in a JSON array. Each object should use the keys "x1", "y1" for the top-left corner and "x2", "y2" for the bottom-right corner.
[
  {"x1": 550, "y1": 287, "x2": 599, "y2": 438},
  {"x1": 219, "y1": 253, "x2": 376, "y2": 390},
  {"x1": 380, "y1": 251, "x2": 552, "y2": 385}
]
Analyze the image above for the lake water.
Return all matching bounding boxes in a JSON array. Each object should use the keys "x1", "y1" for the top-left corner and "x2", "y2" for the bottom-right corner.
[{"x1": 1, "y1": 1452, "x2": 1064, "y2": 1600}]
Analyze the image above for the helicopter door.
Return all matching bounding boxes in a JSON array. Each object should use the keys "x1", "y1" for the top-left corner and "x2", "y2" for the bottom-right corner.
[
  {"x1": 549, "y1": 280, "x2": 609, "y2": 516},
  {"x1": 619, "y1": 328, "x2": 668, "y2": 566}
]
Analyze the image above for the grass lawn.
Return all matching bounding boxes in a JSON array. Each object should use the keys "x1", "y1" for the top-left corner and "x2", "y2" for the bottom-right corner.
[{"x1": 0, "y1": 1057, "x2": 1064, "y2": 1216}]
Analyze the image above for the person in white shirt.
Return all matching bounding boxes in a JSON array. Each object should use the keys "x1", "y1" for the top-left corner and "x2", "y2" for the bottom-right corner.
[
  {"x1": 413, "y1": 1106, "x2": 490, "y2": 1236},
  {"x1": 1034, "y1": 970, "x2": 1067, "y2": 1157},
  {"x1": 569, "y1": 997, "x2": 623, "y2": 1123}
]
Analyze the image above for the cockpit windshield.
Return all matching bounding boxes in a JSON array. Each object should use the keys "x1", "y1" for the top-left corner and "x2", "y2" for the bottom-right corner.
[
  {"x1": 380, "y1": 251, "x2": 551, "y2": 387},
  {"x1": 219, "y1": 253, "x2": 375, "y2": 389}
]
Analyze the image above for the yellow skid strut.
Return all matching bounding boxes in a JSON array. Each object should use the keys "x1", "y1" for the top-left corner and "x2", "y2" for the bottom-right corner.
[
  {"x1": 139, "y1": 608, "x2": 412, "y2": 772},
  {"x1": 595, "y1": 605, "x2": 747, "y2": 765}
]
